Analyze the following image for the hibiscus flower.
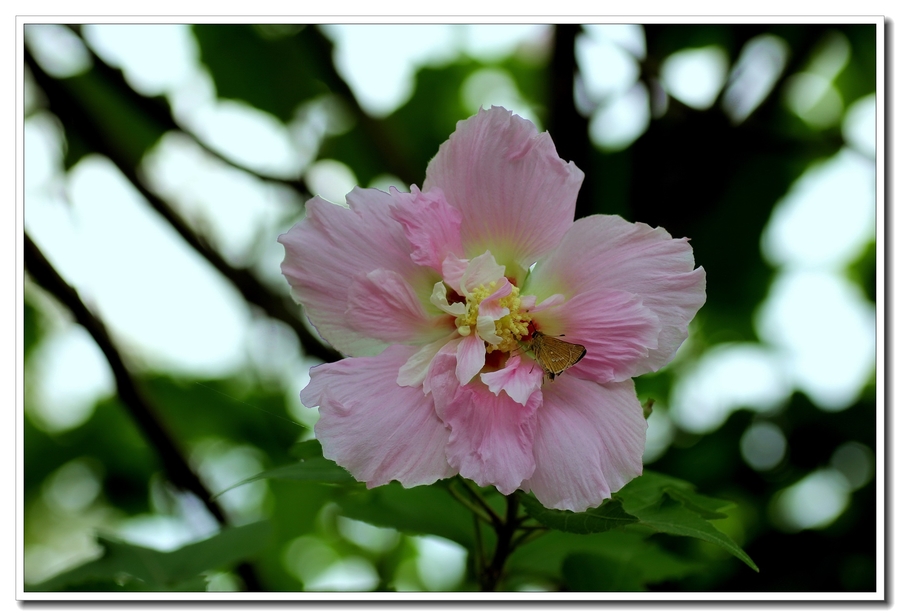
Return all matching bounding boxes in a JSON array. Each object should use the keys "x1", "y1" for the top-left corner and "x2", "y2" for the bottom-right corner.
[{"x1": 279, "y1": 106, "x2": 705, "y2": 512}]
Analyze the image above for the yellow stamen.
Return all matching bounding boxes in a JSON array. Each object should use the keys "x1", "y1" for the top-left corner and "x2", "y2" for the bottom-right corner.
[{"x1": 454, "y1": 281, "x2": 531, "y2": 352}]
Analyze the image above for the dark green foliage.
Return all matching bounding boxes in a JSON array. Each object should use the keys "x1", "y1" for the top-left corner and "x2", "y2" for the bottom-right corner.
[
  {"x1": 193, "y1": 25, "x2": 334, "y2": 123},
  {"x1": 521, "y1": 472, "x2": 757, "y2": 572},
  {"x1": 28, "y1": 521, "x2": 271, "y2": 591},
  {"x1": 335, "y1": 481, "x2": 478, "y2": 552}
]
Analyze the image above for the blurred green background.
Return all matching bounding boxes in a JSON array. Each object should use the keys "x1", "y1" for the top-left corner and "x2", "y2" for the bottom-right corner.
[{"x1": 22, "y1": 23, "x2": 878, "y2": 592}]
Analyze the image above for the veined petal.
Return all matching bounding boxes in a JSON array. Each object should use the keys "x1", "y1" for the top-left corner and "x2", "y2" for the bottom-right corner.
[
  {"x1": 301, "y1": 345, "x2": 455, "y2": 488},
  {"x1": 397, "y1": 333, "x2": 457, "y2": 388},
  {"x1": 521, "y1": 377, "x2": 646, "y2": 512},
  {"x1": 346, "y1": 269, "x2": 453, "y2": 345},
  {"x1": 279, "y1": 188, "x2": 434, "y2": 357},
  {"x1": 456, "y1": 333, "x2": 486, "y2": 385},
  {"x1": 429, "y1": 351, "x2": 540, "y2": 494},
  {"x1": 529, "y1": 293, "x2": 564, "y2": 313},
  {"x1": 389, "y1": 186, "x2": 465, "y2": 273},
  {"x1": 532, "y1": 289, "x2": 661, "y2": 384},
  {"x1": 441, "y1": 254, "x2": 469, "y2": 294},
  {"x1": 480, "y1": 353, "x2": 544, "y2": 405},
  {"x1": 527, "y1": 215, "x2": 706, "y2": 375},
  {"x1": 424, "y1": 106, "x2": 583, "y2": 270},
  {"x1": 459, "y1": 251, "x2": 506, "y2": 295},
  {"x1": 478, "y1": 278, "x2": 513, "y2": 320}
]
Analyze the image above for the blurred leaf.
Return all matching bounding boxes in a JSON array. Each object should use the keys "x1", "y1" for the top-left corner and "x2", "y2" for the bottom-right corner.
[
  {"x1": 846, "y1": 240, "x2": 876, "y2": 303},
  {"x1": 507, "y1": 525, "x2": 705, "y2": 590},
  {"x1": 520, "y1": 494, "x2": 638, "y2": 534},
  {"x1": 57, "y1": 69, "x2": 166, "y2": 170},
  {"x1": 24, "y1": 400, "x2": 157, "y2": 514},
  {"x1": 322, "y1": 54, "x2": 548, "y2": 188},
  {"x1": 28, "y1": 521, "x2": 270, "y2": 591},
  {"x1": 831, "y1": 24, "x2": 877, "y2": 107},
  {"x1": 335, "y1": 481, "x2": 476, "y2": 551},
  {"x1": 561, "y1": 552, "x2": 645, "y2": 591},
  {"x1": 321, "y1": 61, "x2": 474, "y2": 186},
  {"x1": 214, "y1": 439, "x2": 354, "y2": 499},
  {"x1": 144, "y1": 375, "x2": 303, "y2": 466},
  {"x1": 23, "y1": 293, "x2": 47, "y2": 359},
  {"x1": 192, "y1": 25, "x2": 332, "y2": 123}
]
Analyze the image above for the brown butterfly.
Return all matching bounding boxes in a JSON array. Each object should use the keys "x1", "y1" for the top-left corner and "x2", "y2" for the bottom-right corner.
[{"x1": 529, "y1": 331, "x2": 587, "y2": 381}]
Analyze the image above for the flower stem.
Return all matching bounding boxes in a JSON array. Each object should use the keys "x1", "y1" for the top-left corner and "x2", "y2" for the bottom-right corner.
[
  {"x1": 447, "y1": 481, "x2": 494, "y2": 526},
  {"x1": 480, "y1": 492, "x2": 520, "y2": 591}
]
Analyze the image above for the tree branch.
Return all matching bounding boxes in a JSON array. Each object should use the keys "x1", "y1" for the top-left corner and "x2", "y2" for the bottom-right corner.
[
  {"x1": 549, "y1": 24, "x2": 594, "y2": 221},
  {"x1": 24, "y1": 233, "x2": 263, "y2": 590},
  {"x1": 304, "y1": 26, "x2": 419, "y2": 186},
  {"x1": 480, "y1": 492, "x2": 520, "y2": 591},
  {"x1": 64, "y1": 24, "x2": 311, "y2": 197},
  {"x1": 25, "y1": 47, "x2": 342, "y2": 364}
]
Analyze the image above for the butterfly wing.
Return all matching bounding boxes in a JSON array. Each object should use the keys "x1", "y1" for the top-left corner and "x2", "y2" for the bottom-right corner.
[{"x1": 532, "y1": 332, "x2": 587, "y2": 381}]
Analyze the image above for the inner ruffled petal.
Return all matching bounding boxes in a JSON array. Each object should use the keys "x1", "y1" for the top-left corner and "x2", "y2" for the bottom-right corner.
[
  {"x1": 389, "y1": 186, "x2": 465, "y2": 273},
  {"x1": 430, "y1": 281, "x2": 466, "y2": 316},
  {"x1": 346, "y1": 268, "x2": 452, "y2": 346},
  {"x1": 459, "y1": 251, "x2": 506, "y2": 295},
  {"x1": 480, "y1": 353, "x2": 544, "y2": 405}
]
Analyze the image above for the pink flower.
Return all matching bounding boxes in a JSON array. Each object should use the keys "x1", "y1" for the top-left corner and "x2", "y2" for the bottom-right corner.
[{"x1": 279, "y1": 107, "x2": 705, "y2": 512}]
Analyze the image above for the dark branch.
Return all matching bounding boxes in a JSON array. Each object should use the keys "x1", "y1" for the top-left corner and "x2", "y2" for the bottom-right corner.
[
  {"x1": 64, "y1": 24, "x2": 311, "y2": 196},
  {"x1": 24, "y1": 233, "x2": 263, "y2": 590},
  {"x1": 24, "y1": 233, "x2": 222, "y2": 517},
  {"x1": 480, "y1": 492, "x2": 520, "y2": 591},
  {"x1": 549, "y1": 24, "x2": 594, "y2": 220},
  {"x1": 305, "y1": 27, "x2": 420, "y2": 186},
  {"x1": 25, "y1": 47, "x2": 342, "y2": 365}
]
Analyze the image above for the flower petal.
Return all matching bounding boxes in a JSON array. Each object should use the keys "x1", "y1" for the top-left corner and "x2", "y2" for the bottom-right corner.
[
  {"x1": 389, "y1": 186, "x2": 465, "y2": 272},
  {"x1": 456, "y1": 333, "x2": 486, "y2": 385},
  {"x1": 429, "y1": 350, "x2": 540, "y2": 494},
  {"x1": 459, "y1": 251, "x2": 506, "y2": 295},
  {"x1": 430, "y1": 281, "x2": 466, "y2": 317},
  {"x1": 476, "y1": 315, "x2": 503, "y2": 345},
  {"x1": 527, "y1": 215, "x2": 706, "y2": 375},
  {"x1": 346, "y1": 269, "x2": 452, "y2": 345},
  {"x1": 532, "y1": 289, "x2": 662, "y2": 384},
  {"x1": 478, "y1": 278, "x2": 513, "y2": 319},
  {"x1": 440, "y1": 254, "x2": 469, "y2": 294},
  {"x1": 424, "y1": 106, "x2": 583, "y2": 272},
  {"x1": 301, "y1": 345, "x2": 455, "y2": 488},
  {"x1": 480, "y1": 353, "x2": 544, "y2": 405},
  {"x1": 279, "y1": 188, "x2": 435, "y2": 357},
  {"x1": 521, "y1": 377, "x2": 646, "y2": 511},
  {"x1": 397, "y1": 333, "x2": 457, "y2": 388}
]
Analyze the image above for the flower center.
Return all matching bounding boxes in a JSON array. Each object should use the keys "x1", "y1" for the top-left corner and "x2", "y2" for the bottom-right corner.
[{"x1": 455, "y1": 281, "x2": 531, "y2": 353}]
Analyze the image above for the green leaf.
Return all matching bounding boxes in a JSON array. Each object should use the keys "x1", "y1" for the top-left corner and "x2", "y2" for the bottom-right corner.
[
  {"x1": 609, "y1": 472, "x2": 756, "y2": 571},
  {"x1": 614, "y1": 471, "x2": 697, "y2": 510},
  {"x1": 629, "y1": 493, "x2": 758, "y2": 572},
  {"x1": 213, "y1": 439, "x2": 355, "y2": 498},
  {"x1": 664, "y1": 486, "x2": 732, "y2": 520},
  {"x1": 27, "y1": 521, "x2": 271, "y2": 591},
  {"x1": 520, "y1": 493, "x2": 638, "y2": 534},
  {"x1": 507, "y1": 526, "x2": 705, "y2": 590},
  {"x1": 642, "y1": 398, "x2": 655, "y2": 420},
  {"x1": 335, "y1": 481, "x2": 476, "y2": 551},
  {"x1": 192, "y1": 25, "x2": 332, "y2": 123}
]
